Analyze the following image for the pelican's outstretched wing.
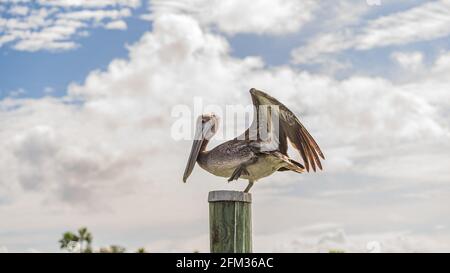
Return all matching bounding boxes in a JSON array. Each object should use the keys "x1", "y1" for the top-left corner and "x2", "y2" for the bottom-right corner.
[{"x1": 239, "y1": 88, "x2": 325, "y2": 172}]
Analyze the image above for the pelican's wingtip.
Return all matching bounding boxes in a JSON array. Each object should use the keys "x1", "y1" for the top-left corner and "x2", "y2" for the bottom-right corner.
[{"x1": 249, "y1": 88, "x2": 271, "y2": 99}]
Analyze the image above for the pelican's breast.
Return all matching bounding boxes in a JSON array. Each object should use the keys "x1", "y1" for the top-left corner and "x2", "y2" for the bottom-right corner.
[
  {"x1": 197, "y1": 140, "x2": 255, "y2": 178},
  {"x1": 197, "y1": 140, "x2": 286, "y2": 180}
]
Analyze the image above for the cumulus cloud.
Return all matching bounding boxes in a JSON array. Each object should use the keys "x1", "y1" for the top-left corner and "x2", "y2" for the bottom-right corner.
[
  {"x1": 0, "y1": 1, "x2": 139, "y2": 51},
  {"x1": 0, "y1": 2, "x2": 450, "y2": 252},
  {"x1": 292, "y1": 0, "x2": 450, "y2": 63},
  {"x1": 254, "y1": 226, "x2": 450, "y2": 253},
  {"x1": 391, "y1": 51, "x2": 424, "y2": 70},
  {"x1": 8, "y1": 5, "x2": 28, "y2": 15},
  {"x1": 148, "y1": 0, "x2": 318, "y2": 35},
  {"x1": 37, "y1": 0, "x2": 141, "y2": 8}
]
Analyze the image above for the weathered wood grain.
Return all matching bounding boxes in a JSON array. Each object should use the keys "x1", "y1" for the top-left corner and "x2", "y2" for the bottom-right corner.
[{"x1": 208, "y1": 190, "x2": 252, "y2": 253}]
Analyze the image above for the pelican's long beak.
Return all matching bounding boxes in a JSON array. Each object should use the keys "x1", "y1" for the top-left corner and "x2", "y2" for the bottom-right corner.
[{"x1": 183, "y1": 120, "x2": 213, "y2": 182}]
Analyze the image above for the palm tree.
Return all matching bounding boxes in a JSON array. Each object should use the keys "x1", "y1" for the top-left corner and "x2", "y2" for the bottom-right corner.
[
  {"x1": 59, "y1": 227, "x2": 93, "y2": 253},
  {"x1": 77, "y1": 227, "x2": 92, "y2": 253},
  {"x1": 59, "y1": 228, "x2": 148, "y2": 253},
  {"x1": 59, "y1": 232, "x2": 79, "y2": 252}
]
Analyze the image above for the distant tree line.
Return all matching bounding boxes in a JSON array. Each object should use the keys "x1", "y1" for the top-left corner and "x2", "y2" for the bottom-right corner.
[{"x1": 59, "y1": 227, "x2": 146, "y2": 253}]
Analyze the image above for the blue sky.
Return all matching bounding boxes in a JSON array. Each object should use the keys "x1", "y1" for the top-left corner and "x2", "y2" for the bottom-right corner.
[
  {"x1": 1, "y1": 0, "x2": 450, "y2": 253},
  {"x1": 3, "y1": 0, "x2": 450, "y2": 101},
  {"x1": 0, "y1": 2, "x2": 150, "y2": 98},
  {"x1": 1, "y1": 0, "x2": 448, "y2": 98},
  {"x1": 0, "y1": 20, "x2": 149, "y2": 98}
]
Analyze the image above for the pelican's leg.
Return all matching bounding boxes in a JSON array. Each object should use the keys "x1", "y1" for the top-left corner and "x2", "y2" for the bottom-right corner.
[
  {"x1": 227, "y1": 164, "x2": 250, "y2": 182},
  {"x1": 244, "y1": 180, "x2": 254, "y2": 193},
  {"x1": 227, "y1": 157, "x2": 257, "y2": 182}
]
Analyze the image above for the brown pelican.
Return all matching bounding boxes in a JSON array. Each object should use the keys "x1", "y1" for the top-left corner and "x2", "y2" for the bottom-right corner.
[{"x1": 183, "y1": 88, "x2": 324, "y2": 192}]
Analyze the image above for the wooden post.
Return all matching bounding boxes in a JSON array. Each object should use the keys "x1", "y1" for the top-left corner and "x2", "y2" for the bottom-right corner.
[{"x1": 208, "y1": 190, "x2": 252, "y2": 253}]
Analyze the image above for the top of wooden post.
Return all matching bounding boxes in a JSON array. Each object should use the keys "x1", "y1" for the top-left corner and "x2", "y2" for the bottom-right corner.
[{"x1": 208, "y1": 190, "x2": 252, "y2": 203}]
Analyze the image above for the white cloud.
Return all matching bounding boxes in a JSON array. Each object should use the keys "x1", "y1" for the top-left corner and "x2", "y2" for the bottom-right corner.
[
  {"x1": 0, "y1": 34, "x2": 15, "y2": 46},
  {"x1": 254, "y1": 227, "x2": 450, "y2": 253},
  {"x1": 43, "y1": 87, "x2": 55, "y2": 94},
  {"x1": 14, "y1": 40, "x2": 78, "y2": 51},
  {"x1": 0, "y1": 0, "x2": 29, "y2": 2},
  {"x1": 0, "y1": 1, "x2": 139, "y2": 51},
  {"x1": 357, "y1": 0, "x2": 450, "y2": 50},
  {"x1": 292, "y1": 0, "x2": 450, "y2": 63},
  {"x1": 9, "y1": 17, "x2": 86, "y2": 51},
  {"x1": 390, "y1": 51, "x2": 425, "y2": 78},
  {"x1": 8, "y1": 5, "x2": 29, "y2": 15},
  {"x1": 8, "y1": 88, "x2": 26, "y2": 97},
  {"x1": 0, "y1": 7, "x2": 54, "y2": 30},
  {"x1": 391, "y1": 51, "x2": 424, "y2": 70},
  {"x1": 59, "y1": 8, "x2": 131, "y2": 21},
  {"x1": 37, "y1": 0, "x2": 141, "y2": 8},
  {"x1": 104, "y1": 20, "x2": 127, "y2": 30},
  {"x1": 149, "y1": 0, "x2": 318, "y2": 35}
]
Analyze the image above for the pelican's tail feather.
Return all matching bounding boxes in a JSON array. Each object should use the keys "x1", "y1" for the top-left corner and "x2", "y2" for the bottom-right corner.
[{"x1": 268, "y1": 151, "x2": 305, "y2": 174}]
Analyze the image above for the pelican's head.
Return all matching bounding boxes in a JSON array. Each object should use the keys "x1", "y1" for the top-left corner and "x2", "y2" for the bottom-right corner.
[
  {"x1": 195, "y1": 113, "x2": 219, "y2": 141},
  {"x1": 183, "y1": 113, "x2": 219, "y2": 183}
]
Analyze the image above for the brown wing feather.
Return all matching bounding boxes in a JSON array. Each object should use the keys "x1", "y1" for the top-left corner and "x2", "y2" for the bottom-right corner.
[
  {"x1": 278, "y1": 126, "x2": 288, "y2": 155},
  {"x1": 245, "y1": 88, "x2": 324, "y2": 172}
]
